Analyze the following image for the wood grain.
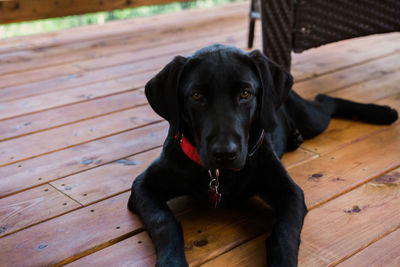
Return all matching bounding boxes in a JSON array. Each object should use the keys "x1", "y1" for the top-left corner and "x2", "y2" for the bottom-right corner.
[
  {"x1": 281, "y1": 148, "x2": 319, "y2": 169},
  {"x1": 294, "y1": 52, "x2": 400, "y2": 99},
  {"x1": 0, "y1": 192, "x2": 140, "y2": 266},
  {"x1": 0, "y1": 105, "x2": 162, "y2": 166},
  {"x1": 291, "y1": 34, "x2": 400, "y2": 81},
  {"x1": 0, "y1": 90, "x2": 145, "y2": 141},
  {"x1": 0, "y1": 121, "x2": 168, "y2": 197},
  {"x1": 51, "y1": 148, "x2": 162, "y2": 205},
  {"x1": 0, "y1": 184, "x2": 81, "y2": 237},
  {"x1": 299, "y1": 167, "x2": 400, "y2": 266},
  {"x1": 65, "y1": 232, "x2": 157, "y2": 267},
  {"x1": 200, "y1": 234, "x2": 267, "y2": 267},
  {"x1": 290, "y1": 124, "x2": 400, "y2": 208},
  {"x1": 336, "y1": 228, "x2": 400, "y2": 267}
]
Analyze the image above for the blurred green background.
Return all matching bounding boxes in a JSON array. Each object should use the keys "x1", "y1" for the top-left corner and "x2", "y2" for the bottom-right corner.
[{"x1": 0, "y1": 0, "x2": 242, "y2": 39}]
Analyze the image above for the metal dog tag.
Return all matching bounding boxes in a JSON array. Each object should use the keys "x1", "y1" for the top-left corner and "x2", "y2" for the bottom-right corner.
[{"x1": 208, "y1": 170, "x2": 221, "y2": 208}]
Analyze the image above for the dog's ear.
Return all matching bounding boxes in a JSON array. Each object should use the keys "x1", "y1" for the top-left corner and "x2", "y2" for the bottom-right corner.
[
  {"x1": 248, "y1": 50, "x2": 293, "y2": 132},
  {"x1": 145, "y1": 56, "x2": 187, "y2": 134}
]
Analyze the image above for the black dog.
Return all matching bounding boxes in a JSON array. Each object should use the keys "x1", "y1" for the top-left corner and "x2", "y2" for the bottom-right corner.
[{"x1": 128, "y1": 44, "x2": 398, "y2": 266}]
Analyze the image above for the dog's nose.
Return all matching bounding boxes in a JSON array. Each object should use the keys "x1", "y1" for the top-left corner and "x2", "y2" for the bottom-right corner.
[{"x1": 211, "y1": 142, "x2": 239, "y2": 163}]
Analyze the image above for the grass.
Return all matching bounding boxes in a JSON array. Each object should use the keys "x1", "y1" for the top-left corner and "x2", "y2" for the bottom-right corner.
[{"x1": 0, "y1": 0, "x2": 243, "y2": 39}]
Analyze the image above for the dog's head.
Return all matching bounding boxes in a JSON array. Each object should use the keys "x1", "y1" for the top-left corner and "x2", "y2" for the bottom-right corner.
[{"x1": 145, "y1": 44, "x2": 293, "y2": 170}]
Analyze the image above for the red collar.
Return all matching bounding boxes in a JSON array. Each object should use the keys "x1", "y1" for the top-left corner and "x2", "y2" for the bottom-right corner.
[
  {"x1": 175, "y1": 131, "x2": 264, "y2": 170},
  {"x1": 178, "y1": 134, "x2": 203, "y2": 166}
]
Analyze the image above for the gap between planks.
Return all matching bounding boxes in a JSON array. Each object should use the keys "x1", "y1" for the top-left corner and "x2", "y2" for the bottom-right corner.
[{"x1": 334, "y1": 225, "x2": 400, "y2": 266}]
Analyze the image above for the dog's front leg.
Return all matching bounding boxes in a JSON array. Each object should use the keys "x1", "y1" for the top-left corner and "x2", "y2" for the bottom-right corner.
[
  {"x1": 258, "y1": 146, "x2": 308, "y2": 266},
  {"x1": 128, "y1": 172, "x2": 188, "y2": 267}
]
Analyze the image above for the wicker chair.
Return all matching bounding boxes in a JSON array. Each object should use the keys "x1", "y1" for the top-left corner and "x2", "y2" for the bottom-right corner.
[{"x1": 249, "y1": 0, "x2": 400, "y2": 71}]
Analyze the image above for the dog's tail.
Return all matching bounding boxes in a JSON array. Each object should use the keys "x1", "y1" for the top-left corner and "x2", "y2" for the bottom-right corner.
[{"x1": 315, "y1": 94, "x2": 398, "y2": 125}]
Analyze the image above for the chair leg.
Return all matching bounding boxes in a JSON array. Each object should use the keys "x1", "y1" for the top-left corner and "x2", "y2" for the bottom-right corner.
[{"x1": 248, "y1": 18, "x2": 256, "y2": 49}]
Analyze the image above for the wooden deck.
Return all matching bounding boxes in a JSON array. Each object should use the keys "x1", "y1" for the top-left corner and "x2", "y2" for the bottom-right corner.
[{"x1": 1, "y1": 1, "x2": 400, "y2": 266}]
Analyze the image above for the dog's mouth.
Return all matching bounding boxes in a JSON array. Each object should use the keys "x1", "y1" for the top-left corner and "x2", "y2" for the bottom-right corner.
[{"x1": 201, "y1": 156, "x2": 246, "y2": 171}]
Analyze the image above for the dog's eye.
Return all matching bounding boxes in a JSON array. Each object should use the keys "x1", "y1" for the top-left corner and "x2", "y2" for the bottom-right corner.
[
  {"x1": 239, "y1": 89, "x2": 251, "y2": 99},
  {"x1": 191, "y1": 92, "x2": 203, "y2": 101}
]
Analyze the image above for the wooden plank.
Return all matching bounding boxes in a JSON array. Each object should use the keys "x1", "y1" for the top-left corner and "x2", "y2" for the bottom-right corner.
[
  {"x1": 65, "y1": 232, "x2": 157, "y2": 267},
  {"x1": 0, "y1": 184, "x2": 81, "y2": 237},
  {"x1": 291, "y1": 32, "x2": 400, "y2": 66},
  {"x1": 299, "y1": 167, "x2": 400, "y2": 266},
  {"x1": 294, "y1": 52, "x2": 400, "y2": 99},
  {"x1": 0, "y1": 121, "x2": 168, "y2": 197},
  {"x1": 290, "y1": 124, "x2": 400, "y2": 209},
  {"x1": 162, "y1": 198, "x2": 271, "y2": 266},
  {"x1": 291, "y1": 33, "x2": 400, "y2": 81},
  {"x1": 0, "y1": 66, "x2": 148, "y2": 103},
  {"x1": 328, "y1": 68, "x2": 400, "y2": 103},
  {"x1": 0, "y1": 63, "x2": 83, "y2": 89},
  {"x1": 0, "y1": 90, "x2": 145, "y2": 141},
  {"x1": 336, "y1": 228, "x2": 400, "y2": 267},
  {"x1": 51, "y1": 148, "x2": 162, "y2": 205},
  {"x1": 281, "y1": 148, "x2": 319, "y2": 169},
  {"x1": 376, "y1": 92, "x2": 400, "y2": 110},
  {"x1": 0, "y1": 0, "x2": 188, "y2": 24},
  {"x1": 0, "y1": 105, "x2": 162, "y2": 166},
  {"x1": 0, "y1": 82, "x2": 146, "y2": 121},
  {"x1": 73, "y1": 30, "x2": 250, "y2": 71},
  {"x1": 0, "y1": 52, "x2": 160, "y2": 95},
  {"x1": 0, "y1": 192, "x2": 141, "y2": 266},
  {"x1": 300, "y1": 119, "x2": 387, "y2": 156},
  {"x1": 66, "y1": 197, "x2": 273, "y2": 267},
  {"x1": 200, "y1": 234, "x2": 267, "y2": 267}
]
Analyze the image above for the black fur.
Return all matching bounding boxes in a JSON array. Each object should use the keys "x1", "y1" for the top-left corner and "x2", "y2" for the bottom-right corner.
[{"x1": 128, "y1": 44, "x2": 398, "y2": 267}]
